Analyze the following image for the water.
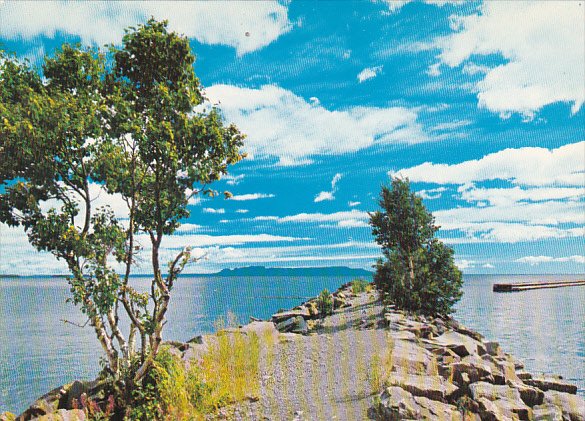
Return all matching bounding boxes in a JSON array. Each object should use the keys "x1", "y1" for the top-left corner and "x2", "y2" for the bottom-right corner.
[{"x1": 1, "y1": 274, "x2": 584, "y2": 414}]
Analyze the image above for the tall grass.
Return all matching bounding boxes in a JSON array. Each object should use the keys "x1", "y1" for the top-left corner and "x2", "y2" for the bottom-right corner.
[
  {"x1": 132, "y1": 312, "x2": 263, "y2": 420},
  {"x1": 368, "y1": 337, "x2": 395, "y2": 392}
]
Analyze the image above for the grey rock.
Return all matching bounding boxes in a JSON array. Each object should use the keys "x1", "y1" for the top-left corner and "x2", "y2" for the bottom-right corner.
[
  {"x1": 543, "y1": 390, "x2": 585, "y2": 421},
  {"x1": 387, "y1": 373, "x2": 459, "y2": 402},
  {"x1": 526, "y1": 375, "x2": 579, "y2": 394},
  {"x1": 414, "y1": 396, "x2": 463, "y2": 420},
  {"x1": 532, "y1": 403, "x2": 563, "y2": 421},
  {"x1": 271, "y1": 309, "x2": 310, "y2": 323},
  {"x1": 275, "y1": 315, "x2": 308, "y2": 334},
  {"x1": 433, "y1": 331, "x2": 487, "y2": 357},
  {"x1": 376, "y1": 386, "x2": 421, "y2": 420}
]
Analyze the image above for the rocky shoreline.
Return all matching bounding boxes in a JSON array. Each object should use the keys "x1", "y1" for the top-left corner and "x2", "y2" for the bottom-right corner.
[{"x1": 4, "y1": 281, "x2": 584, "y2": 420}]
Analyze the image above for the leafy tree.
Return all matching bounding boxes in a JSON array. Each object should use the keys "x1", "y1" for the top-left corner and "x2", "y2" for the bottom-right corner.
[
  {"x1": 370, "y1": 178, "x2": 462, "y2": 315},
  {"x1": 0, "y1": 18, "x2": 244, "y2": 396}
]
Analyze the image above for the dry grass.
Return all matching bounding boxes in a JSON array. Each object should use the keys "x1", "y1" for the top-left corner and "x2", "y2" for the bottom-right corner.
[
  {"x1": 153, "y1": 312, "x2": 262, "y2": 420},
  {"x1": 368, "y1": 337, "x2": 395, "y2": 392}
]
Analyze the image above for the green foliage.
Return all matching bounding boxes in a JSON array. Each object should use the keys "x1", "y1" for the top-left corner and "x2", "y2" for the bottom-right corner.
[
  {"x1": 0, "y1": 18, "x2": 244, "y2": 393},
  {"x1": 351, "y1": 278, "x2": 370, "y2": 294},
  {"x1": 370, "y1": 178, "x2": 463, "y2": 316},
  {"x1": 316, "y1": 289, "x2": 333, "y2": 318}
]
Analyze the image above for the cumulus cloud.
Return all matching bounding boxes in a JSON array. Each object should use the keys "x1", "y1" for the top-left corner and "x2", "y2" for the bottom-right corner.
[
  {"x1": 0, "y1": 1, "x2": 291, "y2": 55},
  {"x1": 199, "y1": 84, "x2": 427, "y2": 165},
  {"x1": 202, "y1": 208, "x2": 225, "y2": 214},
  {"x1": 224, "y1": 174, "x2": 245, "y2": 186},
  {"x1": 357, "y1": 66, "x2": 383, "y2": 83},
  {"x1": 515, "y1": 255, "x2": 585, "y2": 266},
  {"x1": 393, "y1": 142, "x2": 585, "y2": 187},
  {"x1": 315, "y1": 173, "x2": 342, "y2": 203},
  {"x1": 417, "y1": 187, "x2": 447, "y2": 200},
  {"x1": 396, "y1": 142, "x2": 585, "y2": 243},
  {"x1": 229, "y1": 193, "x2": 275, "y2": 201},
  {"x1": 348, "y1": 201, "x2": 361, "y2": 207},
  {"x1": 435, "y1": 2, "x2": 585, "y2": 117}
]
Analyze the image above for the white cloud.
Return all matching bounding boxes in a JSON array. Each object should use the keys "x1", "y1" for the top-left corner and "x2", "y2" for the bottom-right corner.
[
  {"x1": 417, "y1": 187, "x2": 447, "y2": 200},
  {"x1": 278, "y1": 209, "x2": 370, "y2": 224},
  {"x1": 337, "y1": 219, "x2": 370, "y2": 228},
  {"x1": 357, "y1": 66, "x2": 383, "y2": 83},
  {"x1": 456, "y1": 259, "x2": 476, "y2": 270},
  {"x1": 174, "y1": 223, "x2": 203, "y2": 233},
  {"x1": 314, "y1": 191, "x2": 334, "y2": 203},
  {"x1": 235, "y1": 209, "x2": 249, "y2": 214},
  {"x1": 229, "y1": 193, "x2": 275, "y2": 201},
  {"x1": 224, "y1": 174, "x2": 245, "y2": 186},
  {"x1": 515, "y1": 255, "x2": 585, "y2": 266},
  {"x1": 199, "y1": 84, "x2": 427, "y2": 165},
  {"x1": 348, "y1": 201, "x2": 361, "y2": 207},
  {"x1": 393, "y1": 142, "x2": 585, "y2": 187},
  {"x1": 315, "y1": 173, "x2": 342, "y2": 203},
  {"x1": 202, "y1": 208, "x2": 225, "y2": 214},
  {"x1": 396, "y1": 142, "x2": 585, "y2": 244},
  {"x1": 482, "y1": 263, "x2": 495, "y2": 269},
  {"x1": 156, "y1": 233, "x2": 310, "y2": 249},
  {"x1": 436, "y1": 2, "x2": 585, "y2": 117},
  {"x1": 0, "y1": 1, "x2": 291, "y2": 55}
]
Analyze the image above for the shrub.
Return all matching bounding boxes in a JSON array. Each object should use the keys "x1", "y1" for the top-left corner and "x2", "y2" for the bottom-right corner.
[
  {"x1": 351, "y1": 278, "x2": 370, "y2": 294},
  {"x1": 316, "y1": 289, "x2": 333, "y2": 318},
  {"x1": 370, "y1": 178, "x2": 463, "y2": 316}
]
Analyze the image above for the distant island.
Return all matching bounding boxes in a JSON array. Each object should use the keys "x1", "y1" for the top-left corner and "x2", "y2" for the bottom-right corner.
[{"x1": 210, "y1": 266, "x2": 373, "y2": 277}]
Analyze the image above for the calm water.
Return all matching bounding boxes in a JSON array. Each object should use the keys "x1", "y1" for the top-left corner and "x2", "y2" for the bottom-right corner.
[{"x1": 1, "y1": 274, "x2": 584, "y2": 413}]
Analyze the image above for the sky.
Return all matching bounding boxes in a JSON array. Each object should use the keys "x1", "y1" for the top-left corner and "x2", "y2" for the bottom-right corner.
[{"x1": 0, "y1": 0, "x2": 584, "y2": 275}]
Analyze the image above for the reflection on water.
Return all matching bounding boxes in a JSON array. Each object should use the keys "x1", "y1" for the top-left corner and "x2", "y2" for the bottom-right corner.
[{"x1": 1, "y1": 274, "x2": 584, "y2": 413}]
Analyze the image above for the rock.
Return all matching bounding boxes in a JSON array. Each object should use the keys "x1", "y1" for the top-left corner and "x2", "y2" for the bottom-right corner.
[
  {"x1": 31, "y1": 409, "x2": 86, "y2": 420},
  {"x1": 515, "y1": 371, "x2": 532, "y2": 381},
  {"x1": 249, "y1": 316, "x2": 263, "y2": 322},
  {"x1": 187, "y1": 335, "x2": 204, "y2": 344},
  {"x1": 507, "y1": 381, "x2": 544, "y2": 407},
  {"x1": 306, "y1": 301, "x2": 319, "y2": 318},
  {"x1": 454, "y1": 325, "x2": 484, "y2": 342},
  {"x1": 470, "y1": 382, "x2": 522, "y2": 403},
  {"x1": 387, "y1": 330, "x2": 418, "y2": 342},
  {"x1": 271, "y1": 309, "x2": 310, "y2": 323},
  {"x1": 376, "y1": 386, "x2": 421, "y2": 420},
  {"x1": 387, "y1": 373, "x2": 459, "y2": 402},
  {"x1": 543, "y1": 390, "x2": 585, "y2": 421},
  {"x1": 333, "y1": 296, "x2": 350, "y2": 309},
  {"x1": 241, "y1": 321, "x2": 279, "y2": 339},
  {"x1": 485, "y1": 341, "x2": 503, "y2": 357},
  {"x1": 433, "y1": 331, "x2": 487, "y2": 358},
  {"x1": 476, "y1": 397, "x2": 531, "y2": 421},
  {"x1": 401, "y1": 320, "x2": 434, "y2": 338},
  {"x1": 525, "y1": 375, "x2": 579, "y2": 394},
  {"x1": 275, "y1": 316, "x2": 308, "y2": 334},
  {"x1": 385, "y1": 313, "x2": 405, "y2": 325},
  {"x1": 164, "y1": 340, "x2": 189, "y2": 352},
  {"x1": 532, "y1": 403, "x2": 563, "y2": 421},
  {"x1": 390, "y1": 340, "x2": 438, "y2": 376},
  {"x1": 414, "y1": 396, "x2": 463, "y2": 420}
]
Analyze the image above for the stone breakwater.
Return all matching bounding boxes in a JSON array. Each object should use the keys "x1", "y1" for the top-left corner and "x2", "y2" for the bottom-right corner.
[{"x1": 4, "y1": 281, "x2": 584, "y2": 420}]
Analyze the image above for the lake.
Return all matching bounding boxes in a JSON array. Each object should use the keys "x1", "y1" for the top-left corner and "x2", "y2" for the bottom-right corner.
[{"x1": 1, "y1": 274, "x2": 584, "y2": 414}]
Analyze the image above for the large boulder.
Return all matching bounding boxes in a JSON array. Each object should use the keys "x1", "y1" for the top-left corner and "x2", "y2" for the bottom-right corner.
[
  {"x1": 433, "y1": 331, "x2": 487, "y2": 358},
  {"x1": 275, "y1": 315, "x2": 308, "y2": 334},
  {"x1": 507, "y1": 381, "x2": 544, "y2": 407},
  {"x1": 525, "y1": 375, "x2": 579, "y2": 394},
  {"x1": 32, "y1": 409, "x2": 86, "y2": 420},
  {"x1": 476, "y1": 397, "x2": 531, "y2": 421},
  {"x1": 470, "y1": 382, "x2": 522, "y2": 403},
  {"x1": 390, "y1": 340, "x2": 438, "y2": 376},
  {"x1": 414, "y1": 396, "x2": 463, "y2": 420},
  {"x1": 531, "y1": 404, "x2": 563, "y2": 421},
  {"x1": 387, "y1": 373, "x2": 459, "y2": 402},
  {"x1": 376, "y1": 386, "x2": 421, "y2": 420},
  {"x1": 543, "y1": 391, "x2": 585, "y2": 421},
  {"x1": 271, "y1": 309, "x2": 310, "y2": 324}
]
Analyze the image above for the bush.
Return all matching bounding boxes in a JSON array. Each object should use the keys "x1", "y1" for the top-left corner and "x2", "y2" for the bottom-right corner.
[
  {"x1": 316, "y1": 289, "x2": 333, "y2": 318},
  {"x1": 351, "y1": 278, "x2": 370, "y2": 294},
  {"x1": 370, "y1": 178, "x2": 463, "y2": 316}
]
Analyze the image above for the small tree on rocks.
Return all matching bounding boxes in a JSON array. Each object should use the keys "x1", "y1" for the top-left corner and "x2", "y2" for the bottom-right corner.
[{"x1": 370, "y1": 178, "x2": 463, "y2": 315}]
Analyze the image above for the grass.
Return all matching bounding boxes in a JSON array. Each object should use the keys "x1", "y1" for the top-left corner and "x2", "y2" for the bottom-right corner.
[
  {"x1": 368, "y1": 336, "x2": 395, "y2": 392},
  {"x1": 351, "y1": 278, "x2": 372, "y2": 294},
  {"x1": 133, "y1": 312, "x2": 264, "y2": 420}
]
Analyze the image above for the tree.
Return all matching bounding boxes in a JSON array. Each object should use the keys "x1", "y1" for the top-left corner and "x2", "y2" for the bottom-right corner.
[
  {"x1": 0, "y1": 18, "x2": 244, "y2": 394},
  {"x1": 369, "y1": 178, "x2": 463, "y2": 315}
]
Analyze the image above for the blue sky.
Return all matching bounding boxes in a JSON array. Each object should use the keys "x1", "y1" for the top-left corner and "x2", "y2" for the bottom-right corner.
[{"x1": 0, "y1": 1, "x2": 583, "y2": 275}]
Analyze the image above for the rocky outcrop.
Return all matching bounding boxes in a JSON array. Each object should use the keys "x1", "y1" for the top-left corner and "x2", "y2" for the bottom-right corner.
[{"x1": 374, "y1": 302, "x2": 584, "y2": 420}]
